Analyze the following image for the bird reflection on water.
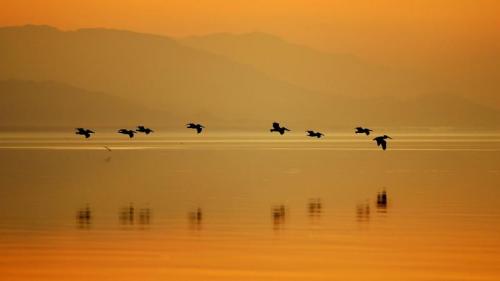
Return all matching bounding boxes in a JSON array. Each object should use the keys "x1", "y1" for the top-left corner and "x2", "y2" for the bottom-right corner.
[
  {"x1": 74, "y1": 194, "x2": 390, "y2": 230},
  {"x1": 119, "y1": 203, "x2": 135, "y2": 225},
  {"x1": 356, "y1": 202, "x2": 370, "y2": 222},
  {"x1": 189, "y1": 208, "x2": 203, "y2": 230},
  {"x1": 119, "y1": 203, "x2": 152, "y2": 228},
  {"x1": 272, "y1": 205, "x2": 287, "y2": 230},
  {"x1": 308, "y1": 198, "x2": 322, "y2": 218},
  {"x1": 376, "y1": 190, "x2": 388, "y2": 213},
  {"x1": 138, "y1": 208, "x2": 152, "y2": 225},
  {"x1": 76, "y1": 204, "x2": 92, "y2": 228}
]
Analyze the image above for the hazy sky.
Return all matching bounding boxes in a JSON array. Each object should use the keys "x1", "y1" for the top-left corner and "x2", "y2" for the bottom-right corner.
[{"x1": 2, "y1": 0, "x2": 499, "y2": 70}]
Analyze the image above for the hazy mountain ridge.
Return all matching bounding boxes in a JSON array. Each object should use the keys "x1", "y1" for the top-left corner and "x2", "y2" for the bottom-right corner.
[
  {"x1": 181, "y1": 32, "x2": 440, "y2": 98},
  {"x1": 0, "y1": 25, "x2": 325, "y2": 124},
  {"x1": 0, "y1": 25, "x2": 498, "y2": 129},
  {"x1": 0, "y1": 79, "x2": 170, "y2": 127}
]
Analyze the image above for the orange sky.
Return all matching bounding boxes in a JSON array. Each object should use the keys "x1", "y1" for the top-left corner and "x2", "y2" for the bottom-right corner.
[{"x1": 1, "y1": 0, "x2": 499, "y2": 69}]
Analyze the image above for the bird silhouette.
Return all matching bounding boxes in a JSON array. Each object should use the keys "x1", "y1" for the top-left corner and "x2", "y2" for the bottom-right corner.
[
  {"x1": 186, "y1": 123, "x2": 204, "y2": 134},
  {"x1": 75, "y1": 128, "x2": 95, "y2": 138},
  {"x1": 270, "y1": 122, "x2": 290, "y2": 135},
  {"x1": 118, "y1": 129, "x2": 136, "y2": 138},
  {"x1": 355, "y1": 127, "x2": 373, "y2": 135},
  {"x1": 373, "y1": 135, "x2": 392, "y2": 150},
  {"x1": 136, "y1": 125, "x2": 154, "y2": 134},
  {"x1": 306, "y1": 130, "x2": 324, "y2": 138}
]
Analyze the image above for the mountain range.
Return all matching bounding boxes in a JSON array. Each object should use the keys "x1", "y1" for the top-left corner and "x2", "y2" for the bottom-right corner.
[{"x1": 0, "y1": 25, "x2": 498, "y2": 130}]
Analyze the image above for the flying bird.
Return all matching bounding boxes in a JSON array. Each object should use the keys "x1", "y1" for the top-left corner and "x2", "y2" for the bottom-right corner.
[
  {"x1": 270, "y1": 122, "x2": 290, "y2": 135},
  {"x1": 75, "y1": 128, "x2": 95, "y2": 138},
  {"x1": 306, "y1": 130, "x2": 324, "y2": 138},
  {"x1": 355, "y1": 127, "x2": 373, "y2": 135},
  {"x1": 373, "y1": 135, "x2": 392, "y2": 150},
  {"x1": 136, "y1": 125, "x2": 154, "y2": 134},
  {"x1": 186, "y1": 123, "x2": 205, "y2": 134},
  {"x1": 118, "y1": 129, "x2": 136, "y2": 138}
]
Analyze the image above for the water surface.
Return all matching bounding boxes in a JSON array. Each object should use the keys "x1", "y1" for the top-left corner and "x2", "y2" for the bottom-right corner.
[{"x1": 1, "y1": 133, "x2": 499, "y2": 280}]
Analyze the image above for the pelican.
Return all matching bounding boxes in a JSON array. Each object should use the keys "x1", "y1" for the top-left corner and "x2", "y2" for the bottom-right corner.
[
  {"x1": 306, "y1": 130, "x2": 324, "y2": 138},
  {"x1": 270, "y1": 122, "x2": 290, "y2": 135},
  {"x1": 186, "y1": 123, "x2": 204, "y2": 134},
  {"x1": 373, "y1": 135, "x2": 392, "y2": 150},
  {"x1": 136, "y1": 125, "x2": 154, "y2": 134},
  {"x1": 118, "y1": 129, "x2": 136, "y2": 138},
  {"x1": 75, "y1": 128, "x2": 94, "y2": 138},
  {"x1": 355, "y1": 127, "x2": 373, "y2": 135}
]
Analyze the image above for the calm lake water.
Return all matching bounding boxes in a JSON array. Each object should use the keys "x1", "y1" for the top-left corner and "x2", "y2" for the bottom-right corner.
[{"x1": 1, "y1": 132, "x2": 500, "y2": 281}]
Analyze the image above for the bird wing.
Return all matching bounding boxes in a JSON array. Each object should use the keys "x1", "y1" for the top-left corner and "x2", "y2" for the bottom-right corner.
[
  {"x1": 186, "y1": 123, "x2": 195, "y2": 128},
  {"x1": 272, "y1": 122, "x2": 280, "y2": 130},
  {"x1": 355, "y1": 127, "x2": 363, "y2": 131},
  {"x1": 284, "y1": 127, "x2": 290, "y2": 131},
  {"x1": 76, "y1": 128, "x2": 85, "y2": 133},
  {"x1": 306, "y1": 130, "x2": 314, "y2": 135},
  {"x1": 381, "y1": 140, "x2": 387, "y2": 150},
  {"x1": 196, "y1": 127, "x2": 203, "y2": 134}
]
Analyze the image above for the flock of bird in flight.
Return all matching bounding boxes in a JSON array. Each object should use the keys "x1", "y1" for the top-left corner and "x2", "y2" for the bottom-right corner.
[{"x1": 75, "y1": 122, "x2": 393, "y2": 150}]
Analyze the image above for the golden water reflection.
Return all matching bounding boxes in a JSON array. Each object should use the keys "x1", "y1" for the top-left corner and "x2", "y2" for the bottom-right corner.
[{"x1": 0, "y1": 135, "x2": 499, "y2": 280}]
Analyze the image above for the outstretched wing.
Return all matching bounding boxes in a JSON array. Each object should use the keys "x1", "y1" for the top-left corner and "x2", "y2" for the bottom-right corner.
[
  {"x1": 355, "y1": 127, "x2": 363, "y2": 131},
  {"x1": 196, "y1": 127, "x2": 203, "y2": 134},
  {"x1": 186, "y1": 123, "x2": 195, "y2": 128},
  {"x1": 272, "y1": 122, "x2": 280, "y2": 130},
  {"x1": 381, "y1": 140, "x2": 387, "y2": 150},
  {"x1": 284, "y1": 127, "x2": 290, "y2": 131}
]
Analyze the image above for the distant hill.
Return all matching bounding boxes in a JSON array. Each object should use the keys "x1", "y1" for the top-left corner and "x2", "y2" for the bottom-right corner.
[
  {"x1": 0, "y1": 25, "x2": 498, "y2": 129},
  {"x1": 0, "y1": 25, "x2": 321, "y2": 126},
  {"x1": 181, "y1": 32, "x2": 441, "y2": 98},
  {"x1": 0, "y1": 80, "x2": 169, "y2": 128}
]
